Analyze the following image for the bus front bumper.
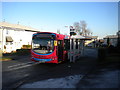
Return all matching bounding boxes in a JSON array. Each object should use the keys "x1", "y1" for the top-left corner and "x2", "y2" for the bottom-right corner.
[{"x1": 32, "y1": 57, "x2": 52, "y2": 62}]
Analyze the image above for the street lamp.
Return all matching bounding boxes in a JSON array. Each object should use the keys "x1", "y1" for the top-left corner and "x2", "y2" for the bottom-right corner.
[
  {"x1": 69, "y1": 26, "x2": 76, "y2": 36},
  {"x1": 64, "y1": 26, "x2": 69, "y2": 35}
]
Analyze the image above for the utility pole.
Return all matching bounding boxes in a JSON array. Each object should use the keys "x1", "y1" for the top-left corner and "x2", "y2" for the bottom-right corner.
[
  {"x1": 64, "y1": 26, "x2": 69, "y2": 35},
  {"x1": 117, "y1": 30, "x2": 120, "y2": 48}
]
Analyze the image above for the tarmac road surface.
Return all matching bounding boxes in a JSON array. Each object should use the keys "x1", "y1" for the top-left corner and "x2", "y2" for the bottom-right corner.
[{"x1": 2, "y1": 48, "x2": 98, "y2": 89}]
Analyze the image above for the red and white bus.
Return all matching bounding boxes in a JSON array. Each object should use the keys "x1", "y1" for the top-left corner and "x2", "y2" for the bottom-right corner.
[{"x1": 31, "y1": 32, "x2": 70, "y2": 63}]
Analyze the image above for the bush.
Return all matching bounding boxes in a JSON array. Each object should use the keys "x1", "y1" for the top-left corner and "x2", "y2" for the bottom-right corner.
[
  {"x1": 98, "y1": 48, "x2": 107, "y2": 61},
  {"x1": 107, "y1": 46, "x2": 120, "y2": 54},
  {"x1": 16, "y1": 49, "x2": 30, "y2": 55},
  {"x1": 22, "y1": 45, "x2": 31, "y2": 49}
]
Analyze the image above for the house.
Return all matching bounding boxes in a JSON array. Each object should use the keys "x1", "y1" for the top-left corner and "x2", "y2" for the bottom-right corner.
[
  {"x1": 85, "y1": 36, "x2": 98, "y2": 47},
  {"x1": 103, "y1": 35, "x2": 118, "y2": 47},
  {"x1": 0, "y1": 22, "x2": 40, "y2": 53}
]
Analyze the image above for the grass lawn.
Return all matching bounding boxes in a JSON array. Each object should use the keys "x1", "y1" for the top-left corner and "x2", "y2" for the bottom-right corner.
[{"x1": 0, "y1": 57, "x2": 12, "y2": 61}]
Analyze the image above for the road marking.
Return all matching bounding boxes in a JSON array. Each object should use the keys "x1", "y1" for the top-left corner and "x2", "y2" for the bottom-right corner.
[
  {"x1": 9, "y1": 64, "x2": 33, "y2": 71},
  {"x1": 24, "y1": 74, "x2": 29, "y2": 77},
  {"x1": 8, "y1": 62, "x2": 40, "y2": 71},
  {"x1": 8, "y1": 62, "x2": 34, "y2": 68}
]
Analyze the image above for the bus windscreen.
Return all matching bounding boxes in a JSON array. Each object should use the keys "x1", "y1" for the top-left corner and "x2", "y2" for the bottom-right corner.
[{"x1": 32, "y1": 34, "x2": 55, "y2": 54}]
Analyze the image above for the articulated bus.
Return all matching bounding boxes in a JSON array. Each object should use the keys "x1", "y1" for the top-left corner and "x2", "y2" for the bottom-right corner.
[{"x1": 31, "y1": 32, "x2": 70, "y2": 63}]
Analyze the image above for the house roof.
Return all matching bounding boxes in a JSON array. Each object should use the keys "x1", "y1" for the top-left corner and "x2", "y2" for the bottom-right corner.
[
  {"x1": 104, "y1": 35, "x2": 118, "y2": 39},
  {"x1": 0, "y1": 22, "x2": 40, "y2": 32},
  {"x1": 71, "y1": 35, "x2": 92, "y2": 40},
  {"x1": 89, "y1": 36, "x2": 98, "y2": 39}
]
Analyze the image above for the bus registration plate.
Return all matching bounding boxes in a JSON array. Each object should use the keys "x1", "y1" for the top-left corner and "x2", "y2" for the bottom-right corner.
[{"x1": 39, "y1": 60, "x2": 46, "y2": 63}]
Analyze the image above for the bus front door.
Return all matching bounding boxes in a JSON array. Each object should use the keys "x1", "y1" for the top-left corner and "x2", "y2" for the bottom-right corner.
[{"x1": 57, "y1": 40, "x2": 63, "y2": 62}]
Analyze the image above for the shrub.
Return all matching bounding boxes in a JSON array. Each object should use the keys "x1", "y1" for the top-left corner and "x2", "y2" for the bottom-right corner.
[{"x1": 22, "y1": 45, "x2": 31, "y2": 49}]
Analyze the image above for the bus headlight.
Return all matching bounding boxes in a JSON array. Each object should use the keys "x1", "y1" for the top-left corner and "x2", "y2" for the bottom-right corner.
[{"x1": 51, "y1": 56, "x2": 57, "y2": 60}]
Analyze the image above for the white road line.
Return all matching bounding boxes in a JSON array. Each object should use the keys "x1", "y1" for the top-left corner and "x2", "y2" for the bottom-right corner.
[
  {"x1": 9, "y1": 64, "x2": 33, "y2": 71},
  {"x1": 8, "y1": 62, "x2": 40, "y2": 71},
  {"x1": 8, "y1": 62, "x2": 34, "y2": 68}
]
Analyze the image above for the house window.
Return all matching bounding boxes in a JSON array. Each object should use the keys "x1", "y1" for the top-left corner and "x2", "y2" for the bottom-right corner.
[
  {"x1": 6, "y1": 30, "x2": 9, "y2": 34},
  {"x1": 6, "y1": 42, "x2": 13, "y2": 45},
  {"x1": 10, "y1": 42, "x2": 13, "y2": 45},
  {"x1": 6, "y1": 36, "x2": 13, "y2": 42},
  {"x1": 6, "y1": 36, "x2": 13, "y2": 45},
  {"x1": 6, "y1": 42, "x2": 8, "y2": 45}
]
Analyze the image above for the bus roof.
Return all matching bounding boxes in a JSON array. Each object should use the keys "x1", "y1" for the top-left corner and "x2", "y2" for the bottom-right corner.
[{"x1": 33, "y1": 32, "x2": 69, "y2": 40}]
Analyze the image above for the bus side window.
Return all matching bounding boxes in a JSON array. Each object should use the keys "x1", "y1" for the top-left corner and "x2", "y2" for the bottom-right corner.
[{"x1": 64, "y1": 39, "x2": 70, "y2": 50}]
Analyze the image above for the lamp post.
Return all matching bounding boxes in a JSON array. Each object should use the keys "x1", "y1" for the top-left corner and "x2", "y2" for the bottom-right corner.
[{"x1": 64, "y1": 26, "x2": 69, "y2": 35}]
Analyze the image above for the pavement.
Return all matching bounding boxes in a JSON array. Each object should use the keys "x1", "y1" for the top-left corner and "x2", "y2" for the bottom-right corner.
[{"x1": 77, "y1": 53, "x2": 120, "y2": 88}]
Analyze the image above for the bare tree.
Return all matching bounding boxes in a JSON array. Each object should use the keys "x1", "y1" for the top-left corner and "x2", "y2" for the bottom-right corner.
[
  {"x1": 86, "y1": 28, "x2": 92, "y2": 36},
  {"x1": 72, "y1": 20, "x2": 92, "y2": 36},
  {"x1": 80, "y1": 20, "x2": 87, "y2": 36},
  {"x1": 73, "y1": 22, "x2": 81, "y2": 33}
]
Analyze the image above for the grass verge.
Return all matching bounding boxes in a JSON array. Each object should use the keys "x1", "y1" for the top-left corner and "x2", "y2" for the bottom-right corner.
[{"x1": 0, "y1": 57, "x2": 12, "y2": 61}]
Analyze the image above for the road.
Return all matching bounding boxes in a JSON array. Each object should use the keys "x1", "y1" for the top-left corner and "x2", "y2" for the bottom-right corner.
[{"x1": 2, "y1": 48, "x2": 98, "y2": 89}]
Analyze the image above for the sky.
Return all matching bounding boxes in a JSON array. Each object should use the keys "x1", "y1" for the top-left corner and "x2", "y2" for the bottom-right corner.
[{"x1": 1, "y1": 1, "x2": 119, "y2": 39}]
